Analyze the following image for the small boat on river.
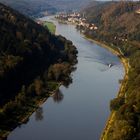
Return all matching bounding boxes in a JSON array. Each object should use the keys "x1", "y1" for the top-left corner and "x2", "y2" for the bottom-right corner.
[{"x1": 109, "y1": 64, "x2": 112, "y2": 67}]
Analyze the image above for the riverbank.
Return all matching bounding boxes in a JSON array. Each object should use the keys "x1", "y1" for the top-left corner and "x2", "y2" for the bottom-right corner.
[
  {"x1": 100, "y1": 52, "x2": 129, "y2": 140},
  {"x1": 0, "y1": 82, "x2": 61, "y2": 138},
  {"x1": 0, "y1": 60, "x2": 78, "y2": 139},
  {"x1": 52, "y1": 20, "x2": 129, "y2": 139},
  {"x1": 83, "y1": 36, "x2": 129, "y2": 140}
]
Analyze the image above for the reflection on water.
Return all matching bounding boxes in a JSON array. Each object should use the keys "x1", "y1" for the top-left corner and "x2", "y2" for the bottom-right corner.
[
  {"x1": 62, "y1": 78, "x2": 73, "y2": 88},
  {"x1": 35, "y1": 107, "x2": 44, "y2": 121},
  {"x1": 52, "y1": 89, "x2": 64, "y2": 103}
]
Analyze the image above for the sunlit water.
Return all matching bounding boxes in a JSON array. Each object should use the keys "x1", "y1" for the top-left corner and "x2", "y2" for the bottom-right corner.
[{"x1": 8, "y1": 16, "x2": 124, "y2": 140}]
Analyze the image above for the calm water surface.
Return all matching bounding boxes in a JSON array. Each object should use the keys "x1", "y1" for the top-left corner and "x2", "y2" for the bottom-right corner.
[{"x1": 8, "y1": 17, "x2": 124, "y2": 140}]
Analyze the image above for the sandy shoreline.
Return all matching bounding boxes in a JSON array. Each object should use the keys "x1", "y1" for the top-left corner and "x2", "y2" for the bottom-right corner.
[{"x1": 83, "y1": 36, "x2": 129, "y2": 140}]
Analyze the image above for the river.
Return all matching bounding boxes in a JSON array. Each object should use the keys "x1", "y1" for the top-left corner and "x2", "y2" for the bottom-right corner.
[{"x1": 7, "y1": 17, "x2": 124, "y2": 140}]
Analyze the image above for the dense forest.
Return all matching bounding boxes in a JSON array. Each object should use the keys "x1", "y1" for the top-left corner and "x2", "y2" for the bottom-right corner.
[
  {"x1": 0, "y1": 3, "x2": 77, "y2": 138},
  {"x1": 82, "y1": 1, "x2": 140, "y2": 140}
]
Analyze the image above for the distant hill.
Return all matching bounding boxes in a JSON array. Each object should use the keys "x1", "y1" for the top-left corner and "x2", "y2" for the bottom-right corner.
[
  {"x1": 0, "y1": 0, "x2": 92, "y2": 17},
  {"x1": 0, "y1": 0, "x2": 57, "y2": 17}
]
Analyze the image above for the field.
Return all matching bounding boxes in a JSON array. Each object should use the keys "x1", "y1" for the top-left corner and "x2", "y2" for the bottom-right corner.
[{"x1": 43, "y1": 21, "x2": 56, "y2": 34}]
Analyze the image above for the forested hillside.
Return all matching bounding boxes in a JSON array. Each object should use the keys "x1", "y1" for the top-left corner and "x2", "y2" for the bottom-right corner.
[
  {"x1": 82, "y1": 1, "x2": 140, "y2": 42},
  {"x1": 0, "y1": 3, "x2": 77, "y2": 138},
  {"x1": 82, "y1": 1, "x2": 140, "y2": 140},
  {"x1": 0, "y1": 2, "x2": 78, "y2": 104}
]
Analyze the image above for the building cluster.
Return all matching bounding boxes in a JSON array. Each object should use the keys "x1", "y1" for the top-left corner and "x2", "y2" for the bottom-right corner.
[
  {"x1": 136, "y1": 9, "x2": 140, "y2": 14},
  {"x1": 36, "y1": 20, "x2": 44, "y2": 25},
  {"x1": 56, "y1": 12, "x2": 98, "y2": 31},
  {"x1": 114, "y1": 36, "x2": 128, "y2": 42}
]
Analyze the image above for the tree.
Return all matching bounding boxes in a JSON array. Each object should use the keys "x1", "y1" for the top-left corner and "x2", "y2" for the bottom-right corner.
[
  {"x1": 110, "y1": 97, "x2": 125, "y2": 111},
  {"x1": 34, "y1": 78, "x2": 44, "y2": 96}
]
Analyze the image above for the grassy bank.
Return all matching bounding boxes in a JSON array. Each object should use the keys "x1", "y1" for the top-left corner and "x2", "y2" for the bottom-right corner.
[{"x1": 43, "y1": 21, "x2": 56, "y2": 34}]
